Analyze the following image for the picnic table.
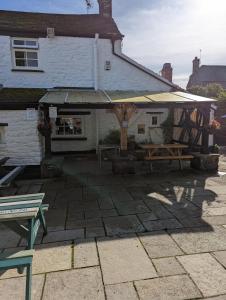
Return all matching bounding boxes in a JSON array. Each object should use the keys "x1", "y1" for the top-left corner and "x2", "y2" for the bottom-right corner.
[
  {"x1": 139, "y1": 143, "x2": 193, "y2": 171},
  {"x1": 0, "y1": 193, "x2": 48, "y2": 249},
  {"x1": 0, "y1": 193, "x2": 48, "y2": 300}
]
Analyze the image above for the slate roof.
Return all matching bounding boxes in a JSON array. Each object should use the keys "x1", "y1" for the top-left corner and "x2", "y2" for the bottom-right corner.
[
  {"x1": 0, "y1": 88, "x2": 46, "y2": 109},
  {"x1": 187, "y1": 65, "x2": 226, "y2": 89},
  {"x1": 0, "y1": 10, "x2": 123, "y2": 39}
]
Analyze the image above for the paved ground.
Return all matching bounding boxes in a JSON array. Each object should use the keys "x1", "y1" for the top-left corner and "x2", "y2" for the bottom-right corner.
[{"x1": 1, "y1": 157, "x2": 226, "y2": 299}]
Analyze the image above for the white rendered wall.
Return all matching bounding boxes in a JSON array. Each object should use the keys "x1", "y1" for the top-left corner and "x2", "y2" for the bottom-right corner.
[
  {"x1": 97, "y1": 108, "x2": 168, "y2": 144},
  {"x1": 51, "y1": 108, "x2": 168, "y2": 152},
  {"x1": 0, "y1": 110, "x2": 43, "y2": 165},
  {"x1": 0, "y1": 35, "x2": 172, "y2": 91}
]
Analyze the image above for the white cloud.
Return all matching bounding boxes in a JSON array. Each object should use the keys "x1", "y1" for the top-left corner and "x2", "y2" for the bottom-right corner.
[{"x1": 114, "y1": 0, "x2": 226, "y2": 88}]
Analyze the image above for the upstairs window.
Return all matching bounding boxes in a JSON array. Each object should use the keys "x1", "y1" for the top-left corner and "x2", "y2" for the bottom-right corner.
[
  {"x1": 12, "y1": 39, "x2": 38, "y2": 49},
  {"x1": 12, "y1": 38, "x2": 39, "y2": 69}
]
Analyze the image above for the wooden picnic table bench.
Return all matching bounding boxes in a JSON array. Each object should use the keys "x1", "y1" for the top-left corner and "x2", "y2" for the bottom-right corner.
[
  {"x1": 0, "y1": 193, "x2": 48, "y2": 300},
  {"x1": 139, "y1": 143, "x2": 193, "y2": 171}
]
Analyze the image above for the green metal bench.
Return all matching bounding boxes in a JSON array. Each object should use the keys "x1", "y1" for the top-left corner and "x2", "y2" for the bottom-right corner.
[
  {"x1": 0, "y1": 193, "x2": 48, "y2": 248},
  {"x1": 0, "y1": 250, "x2": 34, "y2": 300},
  {"x1": 0, "y1": 193, "x2": 48, "y2": 299}
]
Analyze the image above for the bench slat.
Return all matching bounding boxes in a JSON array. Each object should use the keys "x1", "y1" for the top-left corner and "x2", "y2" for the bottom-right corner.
[
  {"x1": 145, "y1": 155, "x2": 194, "y2": 161},
  {"x1": 0, "y1": 199, "x2": 42, "y2": 207},
  {"x1": 0, "y1": 250, "x2": 34, "y2": 261},
  {"x1": 0, "y1": 193, "x2": 45, "y2": 204},
  {"x1": 0, "y1": 202, "x2": 42, "y2": 212}
]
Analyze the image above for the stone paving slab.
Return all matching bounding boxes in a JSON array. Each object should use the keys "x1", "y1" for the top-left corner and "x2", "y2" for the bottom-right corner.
[
  {"x1": 204, "y1": 207, "x2": 226, "y2": 216},
  {"x1": 97, "y1": 235, "x2": 157, "y2": 284},
  {"x1": 33, "y1": 241, "x2": 72, "y2": 275},
  {"x1": 66, "y1": 217, "x2": 103, "y2": 230},
  {"x1": 0, "y1": 274, "x2": 44, "y2": 300},
  {"x1": 144, "y1": 200, "x2": 174, "y2": 219},
  {"x1": 110, "y1": 187, "x2": 135, "y2": 203},
  {"x1": 137, "y1": 212, "x2": 158, "y2": 222},
  {"x1": 74, "y1": 238, "x2": 99, "y2": 268},
  {"x1": 105, "y1": 282, "x2": 139, "y2": 300},
  {"x1": 85, "y1": 209, "x2": 118, "y2": 219},
  {"x1": 114, "y1": 200, "x2": 149, "y2": 215},
  {"x1": 135, "y1": 274, "x2": 202, "y2": 300},
  {"x1": 177, "y1": 253, "x2": 226, "y2": 297},
  {"x1": 103, "y1": 215, "x2": 145, "y2": 236},
  {"x1": 42, "y1": 229, "x2": 84, "y2": 243},
  {"x1": 1, "y1": 241, "x2": 72, "y2": 279},
  {"x1": 178, "y1": 217, "x2": 208, "y2": 228},
  {"x1": 152, "y1": 257, "x2": 186, "y2": 276},
  {"x1": 212, "y1": 251, "x2": 226, "y2": 268},
  {"x1": 86, "y1": 226, "x2": 106, "y2": 238},
  {"x1": 203, "y1": 296, "x2": 226, "y2": 300},
  {"x1": 202, "y1": 215, "x2": 226, "y2": 225},
  {"x1": 43, "y1": 267, "x2": 105, "y2": 300},
  {"x1": 142, "y1": 218, "x2": 183, "y2": 231},
  {"x1": 170, "y1": 226, "x2": 226, "y2": 253},
  {"x1": 45, "y1": 209, "x2": 67, "y2": 231},
  {"x1": 0, "y1": 229, "x2": 20, "y2": 249},
  {"x1": 139, "y1": 231, "x2": 183, "y2": 258}
]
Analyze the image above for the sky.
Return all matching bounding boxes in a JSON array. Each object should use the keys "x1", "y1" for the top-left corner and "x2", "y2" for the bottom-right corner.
[{"x1": 1, "y1": 0, "x2": 226, "y2": 88}]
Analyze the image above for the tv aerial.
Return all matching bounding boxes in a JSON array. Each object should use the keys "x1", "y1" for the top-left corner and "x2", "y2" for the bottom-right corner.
[{"x1": 85, "y1": 0, "x2": 94, "y2": 13}]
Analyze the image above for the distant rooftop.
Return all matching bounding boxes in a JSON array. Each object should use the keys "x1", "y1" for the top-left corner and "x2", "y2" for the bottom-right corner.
[{"x1": 187, "y1": 65, "x2": 226, "y2": 89}]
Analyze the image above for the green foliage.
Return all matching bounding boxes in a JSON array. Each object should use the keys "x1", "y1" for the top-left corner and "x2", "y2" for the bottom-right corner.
[
  {"x1": 102, "y1": 129, "x2": 120, "y2": 145},
  {"x1": 161, "y1": 109, "x2": 174, "y2": 143},
  {"x1": 188, "y1": 83, "x2": 224, "y2": 99},
  {"x1": 218, "y1": 90, "x2": 226, "y2": 101}
]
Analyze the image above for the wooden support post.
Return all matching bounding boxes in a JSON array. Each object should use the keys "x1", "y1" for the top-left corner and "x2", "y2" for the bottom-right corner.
[
  {"x1": 113, "y1": 103, "x2": 137, "y2": 153},
  {"x1": 201, "y1": 106, "x2": 210, "y2": 154},
  {"x1": 43, "y1": 106, "x2": 52, "y2": 158}
]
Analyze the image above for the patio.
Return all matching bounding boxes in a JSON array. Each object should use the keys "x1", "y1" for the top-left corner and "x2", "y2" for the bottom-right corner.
[{"x1": 1, "y1": 158, "x2": 226, "y2": 299}]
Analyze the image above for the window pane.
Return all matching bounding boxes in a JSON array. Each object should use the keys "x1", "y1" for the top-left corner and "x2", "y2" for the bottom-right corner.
[
  {"x1": 27, "y1": 60, "x2": 38, "y2": 67},
  {"x1": 152, "y1": 116, "x2": 158, "y2": 125},
  {"x1": 15, "y1": 51, "x2": 25, "y2": 59},
  {"x1": 13, "y1": 40, "x2": 25, "y2": 46},
  {"x1": 55, "y1": 117, "x2": 83, "y2": 136},
  {"x1": 25, "y1": 40, "x2": 37, "y2": 47},
  {"x1": 16, "y1": 59, "x2": 26, "y2": 66},
  {"x1": 27, "y1": 52, "x2": 38, "y2": 59}
]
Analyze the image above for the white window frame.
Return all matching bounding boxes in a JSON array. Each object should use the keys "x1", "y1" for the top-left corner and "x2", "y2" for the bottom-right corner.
[
  {"x1": 11, "y1": 38, "x2": 39, "y2": 70},
  {"x1": 53, "y1": 115, "x2": 86, "y2": 138},
  {"x1": 148, "y1": 113, "x2": 162, "y2": 128},
  {"x1": 12, "y1": 38, "x2": 39, "y2": 49}
]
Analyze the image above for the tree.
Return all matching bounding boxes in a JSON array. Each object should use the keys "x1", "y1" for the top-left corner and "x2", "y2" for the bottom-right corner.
[{"x1": 188, "y1": 83, "x2": 224, "y2": 99}]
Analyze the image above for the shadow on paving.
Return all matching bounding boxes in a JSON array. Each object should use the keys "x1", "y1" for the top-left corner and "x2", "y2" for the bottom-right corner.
[{"x1": 1, "y1": 157, "x2": 224, "y2": 281}]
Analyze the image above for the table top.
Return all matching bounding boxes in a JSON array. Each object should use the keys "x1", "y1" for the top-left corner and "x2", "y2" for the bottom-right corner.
[
  {"x1": 0, "y1": 193, "x2": 45, "y2": 222},
  {"x1": 98, "y1": 144, "x2": 120, "y2": 150},
  {"x1": 139, "y1": 144, "x2": 188, "y2": 150}
]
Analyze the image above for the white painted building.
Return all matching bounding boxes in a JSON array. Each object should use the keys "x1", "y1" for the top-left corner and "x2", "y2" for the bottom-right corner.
[{"x1": 0, "y1": 1, "x2": 214, "y2": 165}]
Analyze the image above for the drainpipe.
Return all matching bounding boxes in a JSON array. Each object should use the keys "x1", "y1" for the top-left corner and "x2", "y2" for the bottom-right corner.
[{"x1": 94, "y1": 33, "x2": 99, "y2": 91}]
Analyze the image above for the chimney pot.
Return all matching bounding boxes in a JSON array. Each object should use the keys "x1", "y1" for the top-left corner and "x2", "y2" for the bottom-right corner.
[
  {"x1": 161, "y1": 63, "x2": 173, "y2": 82},
  {"x1": 98, "y1": 0, "x2": 112, "y2": 18},
  {"x1": 192, "y1": 56, "x2": 200, "y2": 74}
]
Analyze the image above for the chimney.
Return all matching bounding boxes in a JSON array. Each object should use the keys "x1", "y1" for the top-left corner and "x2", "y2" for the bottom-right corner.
[
  {"x1": 192, "y1": 56, "x2": 200, "y2": 74},
  {"x1": 161, "y1": 63, "x2": 173, "y2": 82},
  {"x1": 98, "y1": 0, "x2": 112, "y2": 18}
]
